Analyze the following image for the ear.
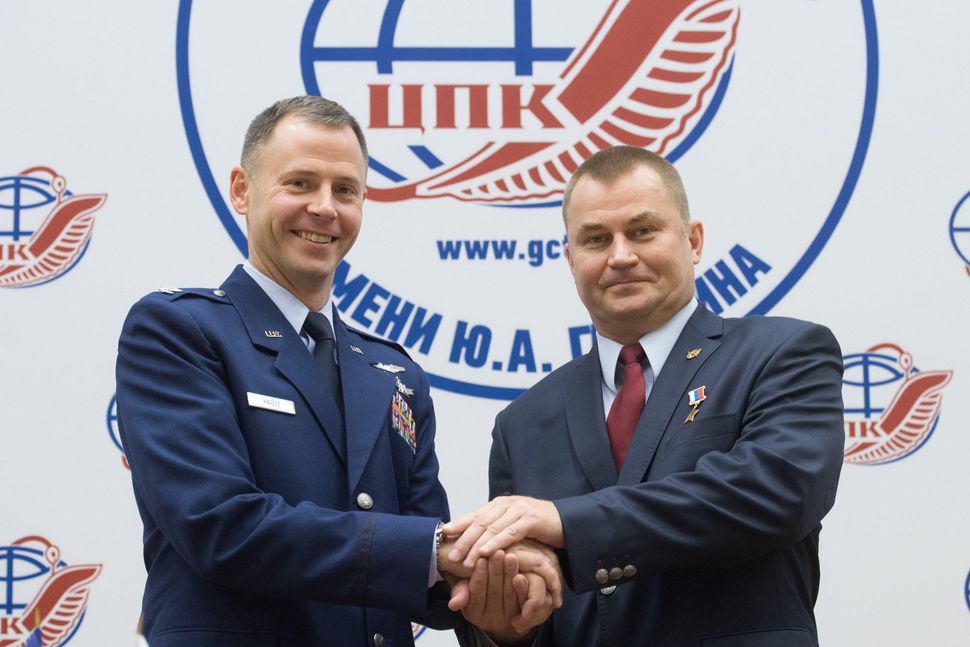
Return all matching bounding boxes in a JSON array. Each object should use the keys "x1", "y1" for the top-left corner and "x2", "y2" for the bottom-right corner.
[
  {"x1": 688, "y1": 220, "x2": 704, "y2": 264},
  {"x1": 229, "y1": 166, "x2": 250, "y2": 215}
]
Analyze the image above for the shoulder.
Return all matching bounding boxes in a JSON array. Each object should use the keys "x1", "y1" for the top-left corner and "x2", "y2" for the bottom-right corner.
[
  {"x1": 122, "y1": 286, "x2": 235, "y2": 334},
  {"x1": 500, "y1": 354, "x2": 588, "y2": 418},
  {"x1": 718, "y1": 314, "x2": 840, "y2": 356}
]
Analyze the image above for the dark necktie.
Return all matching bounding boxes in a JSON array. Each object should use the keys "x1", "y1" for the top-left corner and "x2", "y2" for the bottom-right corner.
[
  {"x1": 303, "y1": 312, "x2": 343, "y2": 410},
  {"x1": 606, "y1": 344, "x2": 646, "y2": 472}
]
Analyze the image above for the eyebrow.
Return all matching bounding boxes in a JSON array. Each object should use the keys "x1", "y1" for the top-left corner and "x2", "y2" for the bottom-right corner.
[{"x1": 575, "y1": 211, "x2": 660, "y2": 235}]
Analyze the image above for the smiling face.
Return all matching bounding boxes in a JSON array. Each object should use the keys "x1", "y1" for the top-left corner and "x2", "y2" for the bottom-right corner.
[
  {"x1": 229, "y1": 115, "x2": 366, "y2": 310},
  {"x1": 564, "y1": 164, "x2": 703, "y2": 344}
]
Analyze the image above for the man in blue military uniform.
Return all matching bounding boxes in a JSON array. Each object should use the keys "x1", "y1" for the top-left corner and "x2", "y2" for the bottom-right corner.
[{"x1": 116, "y1": 96, "x2": 558, "y2": 646}]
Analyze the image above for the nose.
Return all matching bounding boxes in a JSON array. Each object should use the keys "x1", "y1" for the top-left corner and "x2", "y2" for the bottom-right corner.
[
  {"x1": 608, "y1": 236, "x2": 638, "y2": 267},
  {"x1": 308, "y1": 186, "x2": 339, "y2": 219}
]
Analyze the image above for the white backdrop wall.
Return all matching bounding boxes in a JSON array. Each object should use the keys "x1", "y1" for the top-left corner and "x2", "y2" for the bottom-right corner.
[{"x1": 2, "y1": 1, "x2": 969, "y2": 645}]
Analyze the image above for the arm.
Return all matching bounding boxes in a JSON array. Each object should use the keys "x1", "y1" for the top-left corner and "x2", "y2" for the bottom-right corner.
[
  {"x1": 447, "y1": 324, "x2": 844, "y2": 592},
  {"x1": 117, "y1": 297, "x2": 440, "y2": 612}
]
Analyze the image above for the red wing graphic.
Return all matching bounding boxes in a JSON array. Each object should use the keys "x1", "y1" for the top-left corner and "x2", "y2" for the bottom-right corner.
[
  {"x1": 14, "y1": 564, "x2": 102, "y2": 647},
  {"x1": 0, "y1": 193, "x2": 106, "y2": 287},
  {"x1": 368, "y1": 0, "x2": 739, "y2": 203},
  {"x1": 844, "y1": 370, "x2": 953, "y2": 465}
]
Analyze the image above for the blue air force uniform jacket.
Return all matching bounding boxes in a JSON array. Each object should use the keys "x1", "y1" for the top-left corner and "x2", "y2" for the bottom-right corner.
[{"x1": 116, "y1": 266, "x2": 453, "y2": 646}]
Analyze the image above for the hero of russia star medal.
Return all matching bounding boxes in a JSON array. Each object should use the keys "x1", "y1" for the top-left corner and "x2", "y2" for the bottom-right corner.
[{"x1": 685, "y1": 386, "x2": 707, "y2": 423}]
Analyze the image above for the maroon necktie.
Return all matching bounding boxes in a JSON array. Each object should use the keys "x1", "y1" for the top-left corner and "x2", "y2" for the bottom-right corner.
[{"x1": 607, "y1": 344, "x2": 646, "y2": 471}]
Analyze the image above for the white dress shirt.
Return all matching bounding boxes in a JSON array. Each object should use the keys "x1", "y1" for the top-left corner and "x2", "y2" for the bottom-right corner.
[{"x1": 597, "y1": 299, "x2": 698, "y2": 416}]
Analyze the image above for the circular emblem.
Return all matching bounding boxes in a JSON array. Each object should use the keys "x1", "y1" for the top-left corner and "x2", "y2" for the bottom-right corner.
[
  {"x1": 0, "y1": 536, "x2": 102, "y2": 646},
  {"x1": 106, "y1": 394, "x2": 130, "y2": 470},
  {"x1": 0, "y1": 167, "x2": 106, "y2": 288},
  {"x1": 949, "y1": 190, "x2": 970, "y2": 276},
  {"x1": 842, "y1": 344, "x2": 952, "y2": 465},
  {"x1": 178, "y1": 0, "x2": 878, "y2": 399}
]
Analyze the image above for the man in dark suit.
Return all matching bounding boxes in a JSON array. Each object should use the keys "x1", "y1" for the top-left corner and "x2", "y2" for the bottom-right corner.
[
  {"x1": 116, "y1": 96, "x2": 557, "y2": 646},
  {"x1": 445, "y1": 146, "x2": 845, "y2": 646}
]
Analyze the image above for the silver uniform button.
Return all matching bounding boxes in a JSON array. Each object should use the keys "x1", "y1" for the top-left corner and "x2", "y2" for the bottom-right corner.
[
  {"x1": 623, "y1": 564, "x2": 638, "y2": 578},
  {"x1": 373, "y1": 633, "x2": 385, "y2": 647},
  {"x1": 599, "y1": 585, "x2": 616, "y2": 595},
  {"x1": 609, "y1": 567, "x2": 623, "y2": 581},
  {"x1": 212, "y1": 289, "x2": 226, "y2": 297},
  {"x1": 595, "y1": 568, "x2": 610, "y2": 585},
  {"x1": 356, "y1": 492, "x2": 374, "y2": 510}
]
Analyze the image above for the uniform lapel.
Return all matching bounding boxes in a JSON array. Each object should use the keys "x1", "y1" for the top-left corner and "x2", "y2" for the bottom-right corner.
[
  {"x1": 618, "y1": 306, "x2": 723, "y2": 485},
  {"x1": 222, "y1": 267, "x2": 347, "y2": 464},
  {"x1": 564, "y1": 344, "x2": 620, "y2": 491},
  {"x1": 332, "y1": 311, "x2": 397, "y2": 493}
]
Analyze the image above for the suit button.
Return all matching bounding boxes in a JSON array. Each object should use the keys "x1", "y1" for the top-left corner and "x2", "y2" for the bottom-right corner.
[
  {"x1": 356, "y1": 493, "x2": 374, "y2": 510},
  {"x1": 623, "y1": 564, "x2": 637, "y2": 578},
  {"x1": 594, "y1": 568, "x2": 609, "y2": 585},
  {"x1": 609, "y1": 567, "x2": 623, "y2": 581},
  {"x1": 212, "y1": 289, "x2": 225, "y2": 297},
  {"x1": 373, "y1": 633, "x2": 385, "y2": 647},
  {"x1": 599, "y1": 585, "x2": 616, "y2": 596}
]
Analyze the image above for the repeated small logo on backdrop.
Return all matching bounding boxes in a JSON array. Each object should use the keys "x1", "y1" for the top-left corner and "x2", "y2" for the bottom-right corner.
[
  {"x1": 106, "y1": 394, "x2": 129, "y2": 470},
  {"x1": 949, "y1": 190, "x2": 970, "y2": 278},
  {"x1": 179, "y1": 0, "x2": 878, "y2": 398},
  {"x1": 842, "y1": 343, "x2": 953, "y2": 465},
  {"x1": 0, "y1": 167, "x2": 106, "y2": 288},
  {"x1": 0, "y1": 536, "x2": 102, "y2": 647}
]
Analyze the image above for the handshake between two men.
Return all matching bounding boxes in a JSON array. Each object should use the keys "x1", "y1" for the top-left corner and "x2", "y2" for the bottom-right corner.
[{"x1": 436, "y1": 496, "x2": 564, "y2": 644}]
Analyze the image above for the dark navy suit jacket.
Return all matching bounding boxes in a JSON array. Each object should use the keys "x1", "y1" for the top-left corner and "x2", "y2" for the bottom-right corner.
[
  {"x1": 116, "y1": 266, "x2": 453, "y2": 646},
  {"x1": 487, "y1": 306, "x2": 844, "y2": 646}
]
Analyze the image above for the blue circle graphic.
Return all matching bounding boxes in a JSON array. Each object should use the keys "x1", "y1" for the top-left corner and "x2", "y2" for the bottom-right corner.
[
  {"x1": 176, "y1": 1, "x2": 880, "y2": 399},
  {"x1": 0, "y1": 543, "x2": 85, "y2": 644}
]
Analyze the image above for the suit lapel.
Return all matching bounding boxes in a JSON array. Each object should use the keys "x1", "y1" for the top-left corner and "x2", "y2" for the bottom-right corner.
[
  {"x1": 564, "y1": 344, "x2": 619, "y2": 491},
  {"x1": 332, "y1": 311, "x2": 397, "y2": 493},
  {"x1": 222, "y1": 266, "x2": 347, "y2": 464},
  {"x1": 618, "y1": 306, "x2": 724, "y2": 485}
]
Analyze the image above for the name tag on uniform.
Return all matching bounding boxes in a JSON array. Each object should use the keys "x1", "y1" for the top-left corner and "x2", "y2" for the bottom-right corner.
[{"x1": 247, "y1": 392, "x2": 295, "y2": 415}]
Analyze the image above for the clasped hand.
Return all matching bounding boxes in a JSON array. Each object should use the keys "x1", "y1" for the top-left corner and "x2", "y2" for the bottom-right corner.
[{"x1": 437, "y1": 497, "x2": 566, "y2": 642}]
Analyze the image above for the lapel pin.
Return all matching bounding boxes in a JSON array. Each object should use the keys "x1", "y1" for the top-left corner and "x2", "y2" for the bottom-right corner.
[
  {"x1": 350, "y1": 345, "x2": 364, "y2": 354},
  {"x1": 373, "y1": 362, "x2": 406, "y2": 374},
  {"x1": 684, "y1": 385, "x2": 707, "y2": 423},
  {"x1": 263, "y1": 330, "x2": 283, "y2": 338},
  {"x1": 686, "y1": 348, "x2": 702, "y2": 360},
  {"x1": 395, "y1": 376, "x2": 415, "y2": 396}
]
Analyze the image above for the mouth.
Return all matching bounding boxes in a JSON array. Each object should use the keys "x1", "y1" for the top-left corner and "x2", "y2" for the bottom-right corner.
[{"x1": 296, "y1": 231, "x2": 334, "y2": 244}]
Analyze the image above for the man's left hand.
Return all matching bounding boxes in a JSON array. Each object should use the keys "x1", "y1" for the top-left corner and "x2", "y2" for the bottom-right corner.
[{"x1": 442, "y1": 496, "x2": 564, "y2": 570}]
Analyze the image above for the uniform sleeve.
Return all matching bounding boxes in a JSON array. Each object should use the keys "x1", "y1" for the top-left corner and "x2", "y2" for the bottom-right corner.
[
  {"x1": 117, "y1": 297, "x2": 439, "y2": 613},
  {"x1": 553, "y1": 323, "x2": 845, "y2": 593}
]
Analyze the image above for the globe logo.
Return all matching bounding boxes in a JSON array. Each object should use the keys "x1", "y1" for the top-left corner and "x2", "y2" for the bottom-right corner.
[
  {"x1": 949, "y1": 190, "x2": 970, "y2": 277},
  {"x1": 842, "y1": 343, "x2": 952, "y2": 465},
  {"x1": 0, "y1": 167, "x2": 106, "y2": 288},
  {"x1": 106, "y1": 394, "x2": 130, "y2": 470},
  {"x1": 178, "y1": 0, "x2": 879, "y2": 399},
  {"x1": 0, "y1": 536, "x2": 101, "y2": 646},
  {"x1": 300, "y1": 0, "x2": 738, "y2": 206}
]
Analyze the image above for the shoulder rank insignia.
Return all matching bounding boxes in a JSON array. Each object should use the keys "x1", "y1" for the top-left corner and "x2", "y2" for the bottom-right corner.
[
  {"x1": 155, "y1": 287, "x2": 182, "y2": 294},
  {"x1": 372, "y1": 362, "x2": 406, "y2": 373},
  {"x1": 350, "y1": 345, "x2": 364, "y2": 354},
  {"x1": 395, "y1": 376, "x2": 414, "y2": 397},
  {"x1": 685, "y1": 386, "x2": 707, "y2": 423}
]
